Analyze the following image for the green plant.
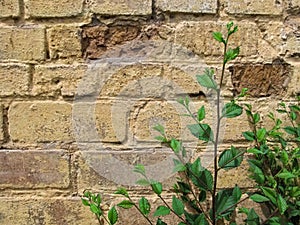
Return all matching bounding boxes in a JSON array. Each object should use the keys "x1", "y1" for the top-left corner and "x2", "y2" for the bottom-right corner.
[
  {"x1": 242, "y1": 100, "x2": 300, "y2": 225},
  {"x1": 81, "y1": 190, "x2": 118, "y2": 225},
  {"x1": 81, "y1": 22, "x2": 300, "y2": 225}
]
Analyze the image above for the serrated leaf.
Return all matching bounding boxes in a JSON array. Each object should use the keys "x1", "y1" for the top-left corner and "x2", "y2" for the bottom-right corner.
[
  {"x1": 222, "y1": 102, "x2": 243, "y2": 118},
  {"x1": 153, "y1": 206, "x2": 170, "y2": 217},
  {"x1": 247, "y1": 148, "x2": 262, "y2": 154},
  {"x1": 187, "y1": 124, "x2": 213, "y2": 142},
  {"x1": 250, "y1": 194, "x2": 270, "y2": 203},
  {"x1": 81, "y1": 198, "x2": 90, "y2": 206},
  {"x1": 172, "y1": 196, "x2": 185, "y2": 215},
  {"x1": 139, "y1": 197, "x2": 151, "y2": 216},
  {"x1": 277, "y1": 194, "x2": 288, "y2": 214},
  {"x1": 155, "y1": 135, "x2": 167, "y2": 142},
  {"x1": 196, "y1": 69, "x2": 218, "y2": 90},
  {"x1": 232, "y1": 185, "x2": 242, "y2": 201},
  {"x1": 117, "y1": 200, "x2": 134, "y2": 209},
  {"x1": 151, "y1": 182, "x2": 163, "y2": 195},
  {"x1": 243, "y1": 131, "x2": 256, "y2": 141},
  {"x1": 108, "y1": 206, "x2": 118, "y2": 225},
  {"x1": 218, "y1": 146, "x2": 243, "y2": 170},
  {"x1": 197, "y1": 106, "x2": 206, "y2": 122},
  {"x1": 213, "y1": 32, "x2": 225, "y2": 43},
  {"x1": 245, "y1": 208, "x2": 260, "y2": 225},
  {"x1": 290, "y1": 111, "x2": 297, "y2": 121}
]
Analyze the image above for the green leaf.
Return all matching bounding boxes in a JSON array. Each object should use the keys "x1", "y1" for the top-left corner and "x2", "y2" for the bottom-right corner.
[
  {"x1": 253, "y1": 113, "x2": 260, "y2": 124},
  {"x1": 114, "y1": 188, "x2": 129, "y2": 198},
  {"x1": 187, "y1": 124, "x2": 213, "y2": 142},
  {"x1": 276, "y1": 171, "x2": 296, "y2": 179},
  {"x1": 232, "y1": 185, "x2": 242, "y2": 201},
  {"x1": 191, "y1": 169, "x2": 213, "y2": 191},
  {"x1": 261, "y1": 187, "x2": 277, "y2": 205},
  {"x1": 215, "y1": 190, "x2": 236, "y2": 217},
  {"x1": 170, "y1": 139, "x2": 182, "y2": 154},
  {"x1": 173, "y1": 159, "x2": 186, "y2": 172},
  {"x1": 108, "y1": 206, "x2": 118, "y2": 225},
  {"x1": 90, "y1": 203, "x2": 101, "y2": 215},
  {"x1": 95, "y1": 194, "x2": 101, "y2": 205},
  {"x1": 156, "y1": 218, "x2": 167, "y2": 225},
  {"x1": 136, "y1": 178, "x2": 150, "y2": 186},
  {"x1": 155, "y1": 135, "x2": 167, "y2": 142},
  {"x1": 284, "y1": 126, "x2": 297, "y2": 135},
  {"x1": 151, "y1": 182, "x2": 163, "y2": 195},
  {"x1": 153, "y1": 124, "x2": 165, "y2": 135},
  {"x1": 213, "y1": 32, "x2": 225, "y2": 43},
  {"x1": 245, "y1": 208, "x2": 260, "y2": 225},
  {"x1": 250, "y1": 194, "x2": 270, "y2": 203},
  {"x1": 172, "y1": 196, "x2": 185, "y2": 215},
  {"x1": 139, "y1": 197, "x2": 151, "y2": 216},
  {"x1": 224, "y1": 47, "x2": 240, "y2": 63},
  {"x1": 196, "y1": 69, "x2": 218, "y2": 90},
  {"x1": 248, "y1": 161, "x2": 265, "y2": 184},
  {"x1": 117, "y1": 200, "x2": 134, "y2": 209},
  {"x1": 81, "y1": 198, "x2": 90, "y2": 206},
  {"x1": 153, "y1": 206, "x2": 170, "y2": 217},
  {"x1": 134, "y1": 164, "x2": 146, "y2": 176},
  {"x1": 243, "y1": 131, "x2": 256, "y2": 141},
  {"x1": 222, "y1": 102, "x2": 243, "y2": 118},
  {"x1": 194, "y1": 214, "x2": 209, "y2": 225},
  {"x1": 277, "y1": 194, "x2": 288, "y2": 214},
  {"x1": 197, "y1": 106, "x2": 206, "y2": 122},
  {"x1": 218, "y1": 146, "x2": 243, "y2": 170},
  {"x1": 247, "y1": 148, "x2": 262, "y2": 155},
  {"x1": 198, "y1": 190, "x2": 206, "y2": 202},
  {"x1": 257, "y1": 128, "x2": 267, "y2": 142},
  {"x1": 290, "y1": 111, "x2": 297, "y2": 121}
]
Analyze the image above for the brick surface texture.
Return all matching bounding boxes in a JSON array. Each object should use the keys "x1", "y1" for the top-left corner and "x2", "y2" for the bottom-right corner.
[{"x1": 0, "y1": 0, "x2": 299, "y2": 224}]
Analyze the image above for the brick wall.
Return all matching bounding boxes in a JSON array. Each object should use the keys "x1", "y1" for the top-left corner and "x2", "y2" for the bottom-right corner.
[{"x1": 0, "y1": 0, "x2": 299, "y2": 224}]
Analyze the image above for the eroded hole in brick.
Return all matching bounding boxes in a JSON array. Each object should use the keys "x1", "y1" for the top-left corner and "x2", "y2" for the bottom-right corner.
[
  {"x1": 230, "y1": 59, "x2": 291, "y2": 97},
  {"x1": 81, "y1": 22, "x2": 141, "y2": 59},
  {"x1": 188, "y1": 91, "x2": 206, "y2": 100}
]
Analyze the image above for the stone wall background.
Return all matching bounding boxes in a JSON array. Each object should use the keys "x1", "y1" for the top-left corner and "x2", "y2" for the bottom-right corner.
[{"x1": 0, "y1": 0, "x2": 299, "y2": 224}]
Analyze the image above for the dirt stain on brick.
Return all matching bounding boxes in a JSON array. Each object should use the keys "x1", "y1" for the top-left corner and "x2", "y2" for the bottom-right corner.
[
  {"x1": 81, "y1": 23, "x2": 141, "y2": 59},
  {"x1": 230, "y1": 59, "x2": 291, "y2": 97}
]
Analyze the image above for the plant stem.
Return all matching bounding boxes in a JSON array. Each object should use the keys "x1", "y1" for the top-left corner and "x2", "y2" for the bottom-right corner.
[
  {"x1": 128, "y1": 196, "x2": 154, "y2": 225},
  {"x1": 158, "y1": 195, "x2": 190, "y2": 225},
  {"x1": 212, "y1": 37, "x2": 228, "y2": 225}
]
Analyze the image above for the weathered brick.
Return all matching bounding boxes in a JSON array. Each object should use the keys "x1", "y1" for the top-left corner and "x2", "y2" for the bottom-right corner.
[
  {"x1": 74, "y1": 100, "x2": 128, "y2": 143},
  {"x1": 0, "y1": 64, "x2": 30, "y2": 96},
  {"x1": 9, "y1": 102, "x2": 73, "y2": 143},
  {"x1": 230, "y1": 62, "x2": 291, "y2": 97},
  {"x1": 157, "y1": 0, "x2": 217, "y2": 13},
  {"x1": 175, "y1": 22, "x2": 258, "y2": 57},
  {"x1": 82, "y1": 24, "x2": 141, "y2": 59},
  {"x1": 8, "y1": 101, "x2": 127, "y2": 143},
  {"x1": 87, "y1": 0, "x2": 151, "y2": 15},
  {"x1": 32, "y1": 64, "x2": 87, "y2": 97},
  {"x1": 77, "y1": 149, "x2": 180, "y2": 190},
  {"x1": 47, "y1": 26, "x2": 82, "y2": 59},
  {"x1": 0, "y1": 150, "x2": 69, "y2": 188},
  {"x1": 24, "y1": 0, "x2": 83, "y2": 18},
  {"x1": 0, "y1": 198, "x2": 94, "y2": 225},
  {"x1": 0, "y1": 27, "x2": 45, "y2": 61},
  {"x1": 225, "y1": 0, "x2": 283, "y2": 15},
  {"x1": 0, "y1": 0, "x2": 20, "y2": 17},
  {"x1": 287, "y1": 63, "x2": 300, "y2": 96}
]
